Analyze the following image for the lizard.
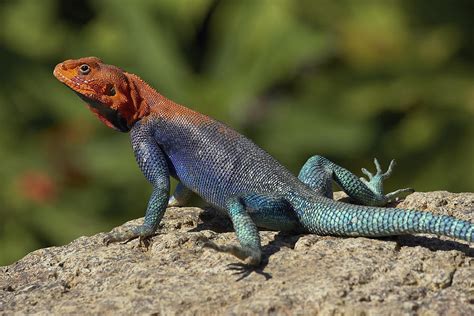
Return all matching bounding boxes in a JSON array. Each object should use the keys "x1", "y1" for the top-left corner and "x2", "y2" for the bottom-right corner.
[{"x1": 53, "y1": 57, "x2": 473, "y2": 266}]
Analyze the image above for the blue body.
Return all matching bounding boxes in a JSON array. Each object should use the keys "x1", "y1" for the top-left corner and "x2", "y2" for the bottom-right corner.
[
  {"x1": 108, "y1": 93, "x2": 473, "y2": 266},
  {"x1": 129, "y1": 112, "x2": 474, "y2": 244}
]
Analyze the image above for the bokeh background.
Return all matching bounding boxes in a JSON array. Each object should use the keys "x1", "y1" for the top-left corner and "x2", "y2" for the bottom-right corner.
[{"x1": 1, "y1": 0, "x2": 473, "y2": 265}]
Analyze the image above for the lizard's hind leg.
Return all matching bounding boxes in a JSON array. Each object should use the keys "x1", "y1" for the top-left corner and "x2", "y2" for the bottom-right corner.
[
  {"x1": 298, "y1": 155, "x2": 335, "y2": 199},
  {"x1": 202, "y1": 194, "x2": 298, "y2": 266},
  {"x1": 299, "y1": 155, "x2": 413, "y2": 206}
]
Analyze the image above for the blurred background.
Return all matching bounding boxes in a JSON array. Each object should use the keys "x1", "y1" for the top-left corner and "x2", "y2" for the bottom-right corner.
[{"x1": 1, "y1": 0, "x2": 473, "y2": 265}]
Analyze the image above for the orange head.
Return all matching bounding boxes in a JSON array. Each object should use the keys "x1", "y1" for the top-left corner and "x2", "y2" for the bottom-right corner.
[{"x1": 53, "y1": 57, "x2": 150, "y2": 132}]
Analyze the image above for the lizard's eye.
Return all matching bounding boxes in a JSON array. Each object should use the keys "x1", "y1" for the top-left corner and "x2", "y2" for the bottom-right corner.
[
  {"x1": 106, "y1": 84, "x2": 116, "y2": 96},
  {"x1": 79, "y1": 64, "x2": 90, "y2": 75}
]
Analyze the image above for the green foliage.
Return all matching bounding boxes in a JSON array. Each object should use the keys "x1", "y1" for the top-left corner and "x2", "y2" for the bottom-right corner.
[{"x1": 1, "y1": 0, "x2": 473, "y2": 265}]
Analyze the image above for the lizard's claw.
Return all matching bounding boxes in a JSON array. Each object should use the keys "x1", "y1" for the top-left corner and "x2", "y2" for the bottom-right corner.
[
  {"x1": 361, "y1": 158, "x2": 395, "y2": 182},
  {"x1": 360, "y1": 158, "x2": 414, "y2": 206}
]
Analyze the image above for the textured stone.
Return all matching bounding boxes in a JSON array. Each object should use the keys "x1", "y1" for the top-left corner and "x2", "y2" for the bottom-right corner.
[{"x1": 1, "y1": 191, "x2": 473, "y2": 315}]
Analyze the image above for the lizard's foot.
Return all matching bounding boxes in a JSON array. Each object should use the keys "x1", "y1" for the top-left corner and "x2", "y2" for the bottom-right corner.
[
  {"x1": 200, "y1": 238, "x2": 262, "y2": 266},
  {"x1": 103, "y1": 224, "x2": 156, "y2": 248},
  {"x1": 360, "y1": 158, "x2": 414, "y2": 206}
]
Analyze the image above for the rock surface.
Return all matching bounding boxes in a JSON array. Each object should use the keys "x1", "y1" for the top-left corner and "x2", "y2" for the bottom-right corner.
[{"x1": 1, "y1": 191, "x2": 473, "y2": 315}]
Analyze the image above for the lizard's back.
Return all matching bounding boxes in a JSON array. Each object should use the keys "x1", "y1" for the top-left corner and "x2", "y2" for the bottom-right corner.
[{"x1": 145, "y1": 103, "x2": 307, "y2": 209}]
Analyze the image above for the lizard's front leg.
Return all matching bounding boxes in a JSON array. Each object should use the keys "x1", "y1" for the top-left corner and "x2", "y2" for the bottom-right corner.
[{"x1": 104, "y1": 121, "x2": 170, "y2": 245}]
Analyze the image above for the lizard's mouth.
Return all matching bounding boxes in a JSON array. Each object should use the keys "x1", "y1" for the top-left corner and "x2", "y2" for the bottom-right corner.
[{"x1": 75, "y1": 92, "x2": 130, "y2": 132}]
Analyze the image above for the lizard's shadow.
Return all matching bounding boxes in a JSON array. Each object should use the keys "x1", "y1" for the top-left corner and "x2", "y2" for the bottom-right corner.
[
  {"x1": 390, "y1": 235, "x2": 474, "y2": 256},
  {"x1": 189, "y1": 207, "x2": 234, "y2": 233}
]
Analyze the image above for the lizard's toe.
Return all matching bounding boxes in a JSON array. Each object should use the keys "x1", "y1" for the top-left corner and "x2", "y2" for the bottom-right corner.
[
  {"x1": 103, "y1": 224, "x2": 156, "y2": 246},
  {"x1": 202, "y1": 241, "x2": 261, "y2": 266},
  {"x1": 385, "y1": 187, "x2": 415, "y2": 201}
]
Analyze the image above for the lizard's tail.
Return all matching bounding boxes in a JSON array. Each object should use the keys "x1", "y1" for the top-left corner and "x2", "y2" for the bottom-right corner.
[{"x1": 299, "y1": 200, "x2": 473, "y2": 242}]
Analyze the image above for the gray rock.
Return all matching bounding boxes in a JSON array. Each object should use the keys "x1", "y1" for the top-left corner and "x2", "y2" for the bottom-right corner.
[{"x1": 1, "y1": 191, "x2": 473, "y2": 315}]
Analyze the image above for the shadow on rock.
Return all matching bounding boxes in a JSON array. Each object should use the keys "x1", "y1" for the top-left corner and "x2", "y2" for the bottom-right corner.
[{"x1": 393, "y1": 235, "x2": 474, "y2": 257}]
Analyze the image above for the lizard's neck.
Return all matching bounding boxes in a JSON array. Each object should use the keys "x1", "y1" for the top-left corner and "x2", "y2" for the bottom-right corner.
[
  {"x1": 125, "y1": 73, "x2": 158, "y2": 120},
  {"x1": 126, "y1": 73, "x2": 210, "y2": 124}
]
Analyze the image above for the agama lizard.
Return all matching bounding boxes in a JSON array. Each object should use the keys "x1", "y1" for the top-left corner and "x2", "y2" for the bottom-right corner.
[{"x1": 54, "y1": 57, "x2": 473, "y2": 266}]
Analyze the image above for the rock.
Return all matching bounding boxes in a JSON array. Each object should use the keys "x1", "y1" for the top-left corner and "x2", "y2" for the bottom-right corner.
[{"x1": 1, "y1": 191, "x2": 473, "y2": 314}]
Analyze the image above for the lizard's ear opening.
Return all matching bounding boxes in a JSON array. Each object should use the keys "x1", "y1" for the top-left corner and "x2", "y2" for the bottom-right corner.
[{"x1": 106, "y1": 84, "x2": 116, "y2": 96}]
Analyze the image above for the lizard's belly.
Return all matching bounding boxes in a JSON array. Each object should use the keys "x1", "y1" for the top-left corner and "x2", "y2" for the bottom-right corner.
[
  {"x1": 166, "y1": 145, "x2": 293, "y2": 209},
  {"x1": 167, "y1": 150, "x2": 261, "y2": 208}
]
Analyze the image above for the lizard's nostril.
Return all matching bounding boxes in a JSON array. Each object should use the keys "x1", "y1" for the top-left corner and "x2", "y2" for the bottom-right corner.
[{"x1": 61, "y1": 63, "x2": 67, "y2": 70}]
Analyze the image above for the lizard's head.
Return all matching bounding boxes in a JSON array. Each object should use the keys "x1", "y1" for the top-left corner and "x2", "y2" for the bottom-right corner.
[{"x1": 54, "y1": 57, "x2": 146, "y2": 132}]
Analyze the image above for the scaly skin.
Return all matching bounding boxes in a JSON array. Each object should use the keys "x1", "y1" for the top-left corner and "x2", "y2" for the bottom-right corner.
[{"x1": 54, "y1": 57, "x2": 473, "y2": 266}]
